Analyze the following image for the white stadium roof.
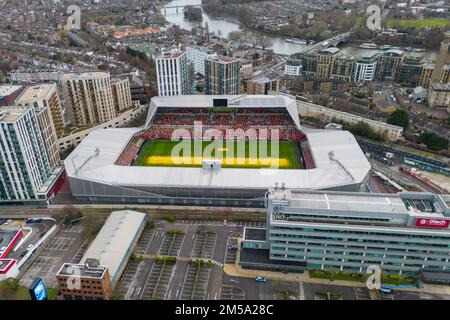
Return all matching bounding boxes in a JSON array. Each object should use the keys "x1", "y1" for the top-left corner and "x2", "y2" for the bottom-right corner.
[{"x1": 65, "y1": 95, "x2": 370, "y2": 191}]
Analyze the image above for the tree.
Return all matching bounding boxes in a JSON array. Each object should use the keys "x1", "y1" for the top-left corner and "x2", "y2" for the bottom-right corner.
[
  {"x1": 417, "y1": 132, "x2": 448, "y2": 151},
  {"x1": 183, "y1": 6, "x2": 202, "y2": 22},
  {"x1": 387, "y1": 108, "x2": 410, "y2": 128}
]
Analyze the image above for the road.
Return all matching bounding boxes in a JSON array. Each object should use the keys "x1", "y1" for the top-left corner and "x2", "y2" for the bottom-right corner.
[{"x1": 370, "y1": 160, "x2": 430, "y2": 192}]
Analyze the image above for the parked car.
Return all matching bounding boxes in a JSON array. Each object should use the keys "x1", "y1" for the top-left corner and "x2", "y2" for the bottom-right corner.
[
  {"x1": 3, "y1": 219, "x2": 12, "y2": 225},
  {"x1": 255, "y1": 276, "x2": 268, "y2": 283},
  {"x1": 228, "y1": 245, "x2": 238, "y2": 250},
  {"x1": 0, "y1": 246, "x2": 6, "y2": 252},
  {"x1": 26, "y1": 244, "x2": 34, "y2": 251}
]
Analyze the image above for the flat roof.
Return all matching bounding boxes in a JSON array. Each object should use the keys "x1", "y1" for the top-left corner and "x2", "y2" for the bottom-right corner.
[
  {"x1": 0, "y1": 108, "x2": 28, "y2": 123},
  {"x1": 16, "y1": 84, "x2": 55, "y2": 102},
  {"x1": 62, "y1": 72, "x2": 110, "y2": 80},
  {"x1": 288, "y1": 191, "x2": 408, "y2": 214},
  {"x1": 244, "y1": 228, "x2": 266, "y2": 241},
  {"x1": 431, "y1": 83, "x2": 450, "y2": 91},
  {"x1": 80, "y1": 210, "x2": 146, "y2": 285},
  {"x1": 0, "y1": 85, "x2": 22, "y2": 97},
  {"x1": 56, "y1": 262, "x2": 107, "y2": 279}
]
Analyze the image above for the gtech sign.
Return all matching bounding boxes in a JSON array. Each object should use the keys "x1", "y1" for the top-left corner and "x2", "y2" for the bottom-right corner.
[{"x1": 415, "y1": 218, "x2": 450, "y2": 229}]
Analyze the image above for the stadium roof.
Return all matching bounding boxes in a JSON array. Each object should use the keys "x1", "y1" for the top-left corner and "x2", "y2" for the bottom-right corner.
[
  {"x1": 65, "y1": 127, "x2": 370, "y2": 191},
  {"x1": 80, "y1": 210, "x2": 146, "y2": 286},
  {"x1": 146, "y1": 95, "x2": 301, "y2": 129}
]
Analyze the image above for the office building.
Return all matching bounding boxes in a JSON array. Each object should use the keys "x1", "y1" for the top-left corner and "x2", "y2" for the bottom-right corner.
[
  {"x1": 186, "y1": 45, "x2": 217, "y2": 76},
  {"x1": 431, "y1": 31, "x2": 450, "y2": 83},
  {"x1": 111, "y1": 78, "x2": 133, "y2": 112},
  {"x1": 0, "y1": 107, "x2": 54, "y2": 201},
  {"x1": 240, "y1": 188, "x2": 450, "y2": 275},
  {"x1": 56, "y1": 260, "x2": 112, "y2": 300},
  {"x1": 156, "y1": 50, "x2": 194, "y2": 96},
  {"x1": 62, "y1": 72, "x2": 116, "y2": 127},
  {"x1": 205, "y1": 56, "x2": 240, "y2": 95},
  {"x1": 351, "y1": 54, "x2": 378, "y2": 83},
  {"x1": 428, "y1": 83, "x2": 450, "y2": 111}
]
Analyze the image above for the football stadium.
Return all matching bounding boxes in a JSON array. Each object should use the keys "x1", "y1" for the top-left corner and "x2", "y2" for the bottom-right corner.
[{"x1": 65, "y1": 95, "x2": 371, "y2": 207}]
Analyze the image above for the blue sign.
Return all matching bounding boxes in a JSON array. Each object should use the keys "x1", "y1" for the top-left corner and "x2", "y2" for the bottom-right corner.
[{"x1": 29, "y1": 278, "x2": 48, "y2": 300}]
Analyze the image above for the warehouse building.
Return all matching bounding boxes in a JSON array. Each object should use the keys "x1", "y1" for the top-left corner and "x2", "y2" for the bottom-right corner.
[{"x1": 79, "y1": 210, "x2": 147, "y2": 288}]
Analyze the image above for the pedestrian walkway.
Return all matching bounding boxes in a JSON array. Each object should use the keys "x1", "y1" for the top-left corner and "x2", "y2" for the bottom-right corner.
[{"x1": 223, "y1": 264, "x2": 450, "y2": 296}]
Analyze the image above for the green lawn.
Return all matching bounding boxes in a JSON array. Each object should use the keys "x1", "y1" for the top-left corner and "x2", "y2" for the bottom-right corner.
[
  {"x1": 133, "y1": 139, "x2": 303, "y2": 169},
  {"x1": 387, "y1": 18, "x2": 450, "y2": 29}
]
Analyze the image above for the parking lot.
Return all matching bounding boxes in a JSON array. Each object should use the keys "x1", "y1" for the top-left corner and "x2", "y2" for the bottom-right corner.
[
  {"x1": 114, "y1": 220, "x2": 238, "y2": 300},
  {"x1": 158, "y1": 231, "x2": 185, "y2": 257},
  {"x1": 19, "y1": 223, "x2": 88, "y2": 289},
  {"x1": 224, "y1": 238, "x2": 238, "y2": 264},
  {"x1": 180, "y1": 263, "x2": 211, "y2": 300},
  {"x1": 191, "y1": 231, "x2": 216, "y2": 259},
  {"x1": 141, "y1": 260, "x2": 176, "y2": 300},
  {"x1": 220, "y1": 285, "x2": 245, "y2": 300}
]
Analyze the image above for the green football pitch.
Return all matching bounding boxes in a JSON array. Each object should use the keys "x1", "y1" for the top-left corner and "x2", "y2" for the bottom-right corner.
[{"x1": 133, "y1": 139, "x2": 303, "y2": 169}]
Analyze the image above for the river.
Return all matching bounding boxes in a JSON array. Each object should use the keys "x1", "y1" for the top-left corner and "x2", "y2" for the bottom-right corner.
[{"x1": 161, "y1": 0, "x2": 438, "y2": 60}]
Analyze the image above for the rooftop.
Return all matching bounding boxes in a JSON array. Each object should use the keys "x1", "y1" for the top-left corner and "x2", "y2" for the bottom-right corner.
[
  {"x1": 207, "y1": 55, "x2": 239, "y2": 63},
  {"x1": 0, "y1": 85, "x2": 22, "y2": 97},
  {"x1": 431, "y1": 83, "x2": 450, "y2": 91},
  {"x1": 80, "y1": 210, "x2": 146, "y2": 285},
  {"x1": 56, "y1": 262, "x2": 108, "y2": 279},
  {"x1": 268, "y1": 188, "x2": 450, "y2": 217},
  {"x1": 16, "y1": 84, "x2": 55, "y2": 102},
  {"x1": 62, "y1": 72, "x2": 110, "y2": 80},
  {"x1": 0, "y1": 107, "x2": 28, "y2": 123}
]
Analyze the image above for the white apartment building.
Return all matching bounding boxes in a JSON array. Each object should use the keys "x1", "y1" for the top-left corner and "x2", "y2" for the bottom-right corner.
[
  {"x1": 284, "y1": 59, "x2": 303, "y2": 76},
  {"x1": 352, "y1": 55, "x2": 378, "y2": 83},
  {"x1": 0, "y1": 107, "x2": 53, "y2": 201},
  {"x1": 111, "y1": 78, "x2": 133, "y2": 112},
  {"x1": 156, "y1": 50, "x2": 194, "y2": 96},
  {"x1": 62, "y1": 72, "x2": 117, "y2": 127},
  {"x1": 186, "y1": 46, "x2": 217, "y2": 76}
]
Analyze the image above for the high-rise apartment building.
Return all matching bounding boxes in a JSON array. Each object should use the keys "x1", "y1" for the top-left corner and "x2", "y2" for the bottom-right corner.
[
  {"x1": 0, "y1": 107, "x2": 54, "y2": 201},
  {"x1": 431, "y1": 31, "x2": 450, "y2": 83},
  {"x1": 62, "y1": 72, "x2": 116, "y2": 127},
  {"x1": 111, "y1": 78, "x2": 133, "y2": 112},
  {"x1": 156, "y1": 50, "x2": 195, "y2": 96},
  {"x1": 205, "y1": 55, "x2": 240, "y2": 95},
  {"x1": 15, "y1": 84, "x2": 64, "y2": 138},
  {"x1": 15, "y1": 84, "x2": 64, "y2": 170},
  {"x1": 186, "y1": 45, "x2": 217, "y2": 76},
  {"x1": 247, "y1": 77, "x2": 280, "y2": 95}
]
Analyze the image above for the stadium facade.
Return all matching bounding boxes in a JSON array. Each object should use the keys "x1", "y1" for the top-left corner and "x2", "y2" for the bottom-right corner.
[{"x1": 65, "y1": 95, "x2": 371, "y2": 207}]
